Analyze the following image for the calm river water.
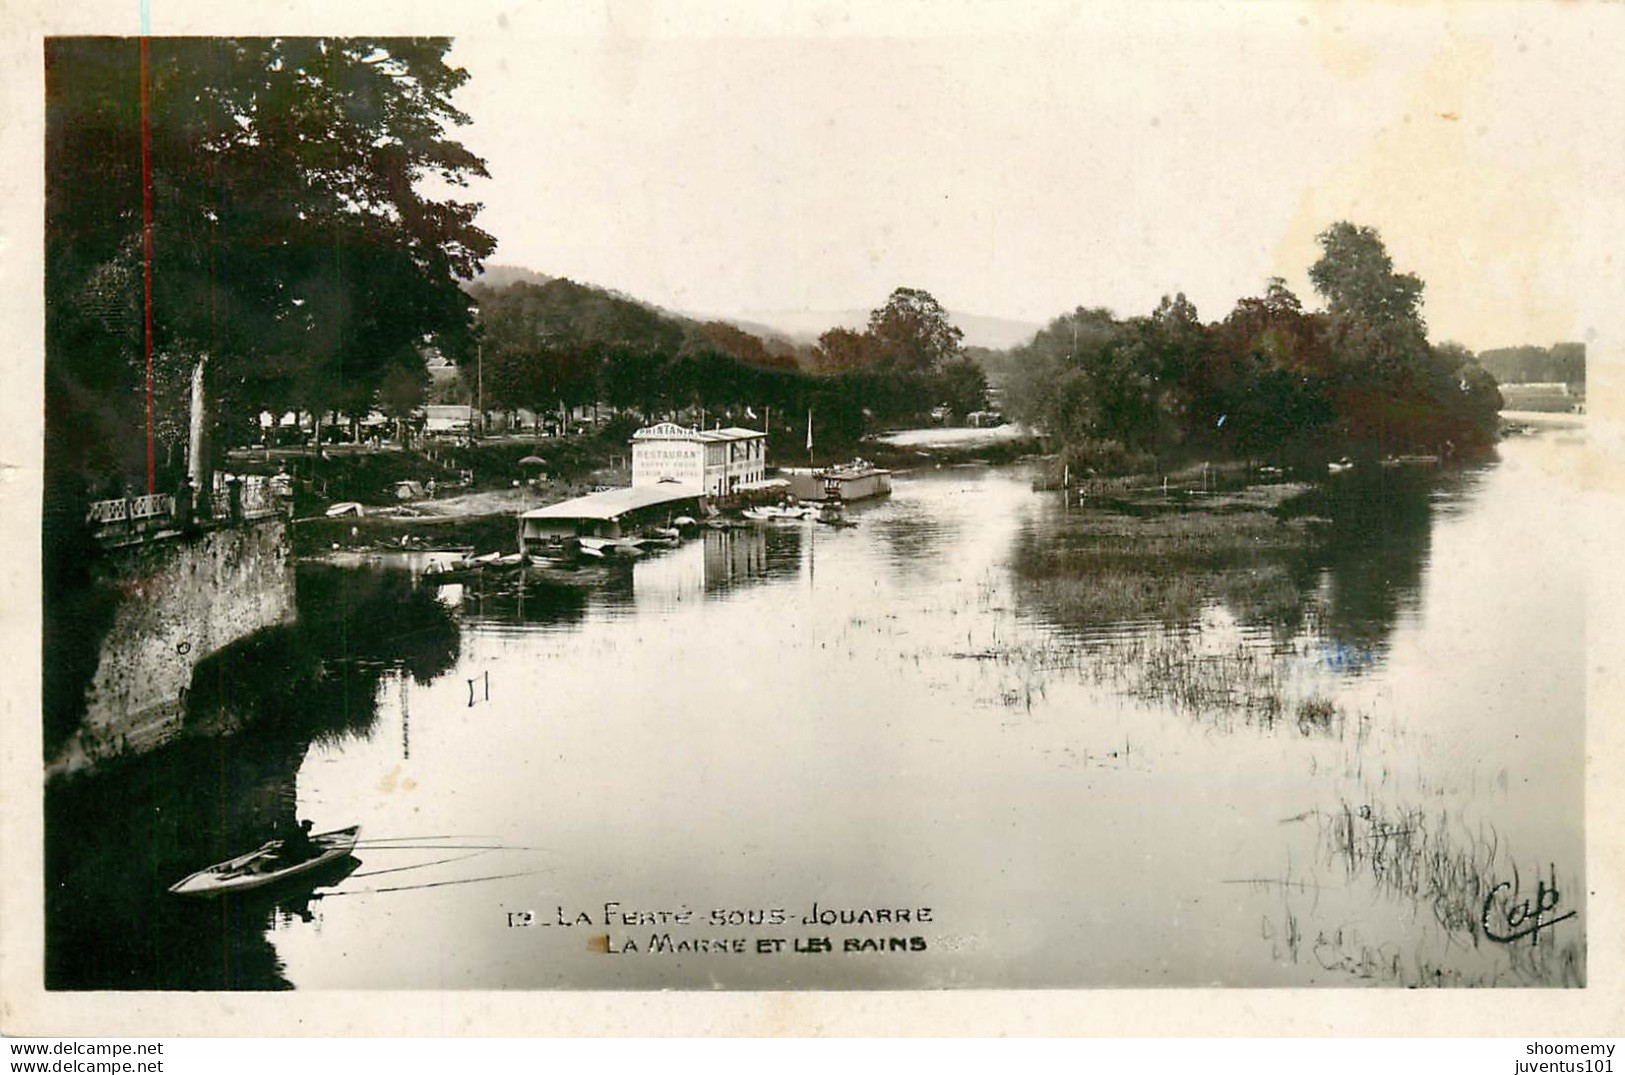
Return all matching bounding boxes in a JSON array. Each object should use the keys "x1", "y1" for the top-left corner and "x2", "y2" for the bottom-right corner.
[{"x1": 46, "y1": 428, "x2": 1586, "y2": 990}]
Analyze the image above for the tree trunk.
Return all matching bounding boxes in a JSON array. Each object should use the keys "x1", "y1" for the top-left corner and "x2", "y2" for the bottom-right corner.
[{"x1": 187, "y1": 356, "x2": 212, "y2": 500}]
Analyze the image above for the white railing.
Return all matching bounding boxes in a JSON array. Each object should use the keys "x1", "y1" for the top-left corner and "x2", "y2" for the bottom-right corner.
[
  {"x1": 88, "y1": 477, "x2": 288, "y2": 542},
  {"x1": 130, "y1": 493, "x2": 173, "y2": 520},
  {"x1": 87, "y1": 494, "x2": 173, "y2": 525},
  {"x1": 86, "y1": 499, "x2": 129, "y2": 524}
]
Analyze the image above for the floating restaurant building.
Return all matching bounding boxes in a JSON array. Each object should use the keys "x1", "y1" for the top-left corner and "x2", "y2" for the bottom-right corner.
[{"x1": 631, "y1": 422, "x2": 767, "y2": 497}]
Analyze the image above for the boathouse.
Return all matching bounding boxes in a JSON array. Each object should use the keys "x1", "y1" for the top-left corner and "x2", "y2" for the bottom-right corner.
[
  {"x1": 517, "y1": 485, "x2": 701, "y2": 559},
  {"x1": 631, "y1": 422, "x2": 767, "y2": 497}
]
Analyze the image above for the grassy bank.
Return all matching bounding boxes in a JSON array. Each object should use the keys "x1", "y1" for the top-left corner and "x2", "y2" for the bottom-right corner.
[
  {"x1": 1011, "y1": 477, "x2": 1323, "y2": 632},
  {"x1": 229, "y1": 433, "x2": 627, "y2": 515},
  {"x1": 293, "y1": 510, "x2": 522, "y2": 557}
]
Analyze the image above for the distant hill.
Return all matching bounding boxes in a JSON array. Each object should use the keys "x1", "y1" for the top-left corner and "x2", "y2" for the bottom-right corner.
[
  {"x1": 715, "y1": 308, "x2": 1043, "y2": 351},
  {"x1": 465, "y1": 274, "x2": 808, "y2": 373},
  {"x1": 468, "y1": 265, "x2": 1041, "y2": 354}
]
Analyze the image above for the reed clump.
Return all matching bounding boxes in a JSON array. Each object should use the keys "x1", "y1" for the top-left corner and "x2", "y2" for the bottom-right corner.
[{"x1": 1314, "y1": 800, "x2": 1584, "y2": 987}]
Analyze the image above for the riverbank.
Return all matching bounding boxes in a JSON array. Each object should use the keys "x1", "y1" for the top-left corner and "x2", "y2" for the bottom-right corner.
[
  {"x1": 864, "y1": 424, "x2": 1045, "y2": 469},
  {"x1": 1500, "y1": 409, "x2": 1584, "y2": 430},
  {"x1": 294, "y1": 507, "x2": 521, "y2": 558}
]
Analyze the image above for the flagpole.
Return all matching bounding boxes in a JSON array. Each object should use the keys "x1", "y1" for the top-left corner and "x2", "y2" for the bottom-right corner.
[{"x1": 806, "y1": 408, "x2": 813, "y2": 467}]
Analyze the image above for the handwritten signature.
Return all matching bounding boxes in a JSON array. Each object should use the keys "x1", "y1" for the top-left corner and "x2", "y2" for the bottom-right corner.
[{"x1": 1481, "y1": 865, "x2": 1577, "y2": 946}]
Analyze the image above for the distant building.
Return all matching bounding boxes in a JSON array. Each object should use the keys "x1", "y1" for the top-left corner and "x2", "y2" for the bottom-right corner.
[
  {"x1": 422, "y1": 346, "x2": 457, "y2": 373},
  {"x1": 421, "y1": 404, "x2": 472, "y2": 436},
  {"x1": 631, "y1": 423, "x2": 766, "y2": 497}
]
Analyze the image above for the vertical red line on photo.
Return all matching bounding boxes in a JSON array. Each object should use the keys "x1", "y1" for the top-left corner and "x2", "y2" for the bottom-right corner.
[{"x1": 141, "y1": 35, "x2": 155, "y2": 495}]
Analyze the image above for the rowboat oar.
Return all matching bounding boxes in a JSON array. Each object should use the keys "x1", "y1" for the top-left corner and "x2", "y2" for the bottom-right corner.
[
  {"x1": 311, "y1": 868, "x2": 547, "y2": 899},
  {"x1": 347, "y1": 843, "x2": 554, "y2": 852},
  {"x1": 349, "y1": 851, "x2": 489, "y2": 879},
  {"x1": 349, "y1": 833, "x2": 496, "y2": 844}
]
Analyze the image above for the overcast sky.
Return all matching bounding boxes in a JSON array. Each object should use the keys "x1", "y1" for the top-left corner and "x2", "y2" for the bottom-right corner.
[
  {"x1": 420, "y1": 2, "x2": 1621, "y2": 353},
  {"x1": 12, "y1": 1, "x2": 1624, "y2": 353}
]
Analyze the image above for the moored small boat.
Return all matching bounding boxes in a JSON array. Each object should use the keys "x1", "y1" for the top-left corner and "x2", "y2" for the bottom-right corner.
[
  {"x1": 579, "y1": 536, "x2": 645, "y2": 557},
  {"x1": 168, "y1": 825, "x2": 361, "y2": 898},
  {"x1": 422, "y1": 560, "x2": 485, "y2": 585},
  {"x1": 743, "y1": 503, "x2": 816, "y2": 521}
]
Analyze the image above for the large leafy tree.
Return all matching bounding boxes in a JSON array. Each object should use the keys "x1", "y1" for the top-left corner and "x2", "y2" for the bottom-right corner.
[
  {"x1": 866, "y1": 287, "x2": 965, "y2": 376},
  {"x1": 46, "y1": 36, "x2": 496, "y2": 486},
  {"x1": 1307, "y1": 222, "x2": 1502, "y2": 450},
  {"x1": 1006, "y1": 307, "x2": 1140, "y2": 445},
  {"x1": 1308, "y1": 222, "x2": 1427, "y2": 373},
  {"x1": 800, "y1": 288, "x2": 971, "y2": 423}
]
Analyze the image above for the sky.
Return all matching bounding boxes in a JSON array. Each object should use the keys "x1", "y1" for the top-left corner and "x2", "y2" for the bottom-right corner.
[
  {"x1": 5, "y1": 0, "x2": 1621, "y2": 356},
  {"x1": 415, "y1": 2, "x2": 1623, "y2": 353}
]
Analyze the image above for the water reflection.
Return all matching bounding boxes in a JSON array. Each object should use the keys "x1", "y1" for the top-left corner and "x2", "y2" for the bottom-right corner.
[
  {"x1": 46, "y1": 566, "x2": 460, "y2": 989},
  {"x1": 872, "y1": 491, "x2": 968, "y2": 576},
  {"x1": 1010, "y1": 461, "x2": 1449, "y2": 657},
  {"x1": 1290, "y1": 466, "x2": 1440, "y2": 657},
  {"x1": 47, "y1": 733, "x2": 309, "y2": 989},
  {"x1": 301, "y1": 566, "x2": 462, "y2": 685},
  {"x1": 452, "y1": 571, "x2": 598, "y2": 628},
  {"x1": 628, "y1": 527, "x2": 791, "y2": 612}
]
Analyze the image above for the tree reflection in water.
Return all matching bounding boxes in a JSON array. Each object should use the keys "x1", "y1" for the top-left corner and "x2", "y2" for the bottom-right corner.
[
  {"x1": 45, "y1": 565, "x2": 461, "y2": 990},
  {"x1": 1011, "y1": 464, "x2": 1446, "y2": 656}
]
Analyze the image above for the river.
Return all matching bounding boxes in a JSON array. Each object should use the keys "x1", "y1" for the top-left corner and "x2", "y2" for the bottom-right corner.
[{"x1": 45, "y1": 427, "x2": 1586, "y2": 989}]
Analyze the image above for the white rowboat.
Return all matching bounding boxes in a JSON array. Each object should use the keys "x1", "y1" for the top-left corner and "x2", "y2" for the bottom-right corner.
[{"x1": 167, "y1": 825, "x2": 361, "y2": 897}]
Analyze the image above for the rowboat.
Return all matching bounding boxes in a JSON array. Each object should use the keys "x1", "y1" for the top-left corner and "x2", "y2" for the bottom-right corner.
[
  {"x1": 579, "y1": 536, "x2": 645, "y2": 557},
  {"x1": 422, "y1": 561, "x2": 485, "y2": 585},
  {"x1": 168, "y1": 825, "x2": 361, "y2": 897},
  {"x1": 743, "y1": 504, "x2": 816, "y2": 521}
]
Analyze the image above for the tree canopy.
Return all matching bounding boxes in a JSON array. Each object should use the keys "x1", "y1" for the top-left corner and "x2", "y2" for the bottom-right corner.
[
  {"x1": 465, "y1": 279, "x2": 986, "y2": 430},
  {"x1": 1308, "y1": 222, "x2": 1427, "y2": 371},
  {"x1": 866, "y1": 287, "x2": 966, "y2": 376},
  {"x1": 1002, "y1": 224, "x2": 1502, "y2": 472},
  {"x1": 46, "y1": 37, "x2": 495, "y2": 484},
  {"x1": 806, "y1": 288, "x2": 986, "y2": 419}
]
